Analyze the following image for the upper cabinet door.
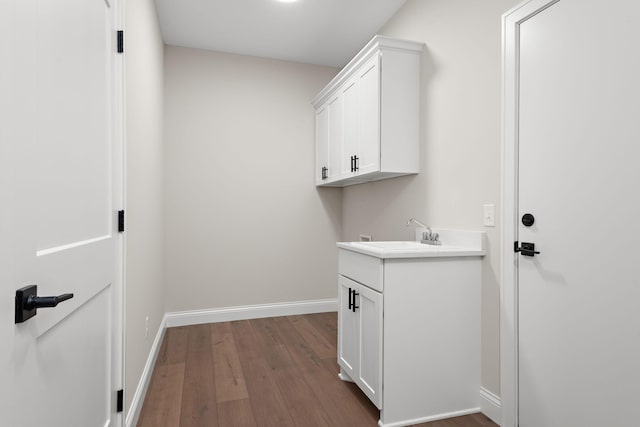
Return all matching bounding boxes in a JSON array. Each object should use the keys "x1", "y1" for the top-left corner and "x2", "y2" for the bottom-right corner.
[
  {"x1": 341, "y1": 79, "x2": 358, "y2": 177},
  {"x1": 327, "y1": 93, "x2": 343, "y2": 181},
  {"x1": 356, "y1": 54, "x2": 381, "y2": 175},
  {"x1": 315, "y1": 103, "x2": 329, "y2": 185}
]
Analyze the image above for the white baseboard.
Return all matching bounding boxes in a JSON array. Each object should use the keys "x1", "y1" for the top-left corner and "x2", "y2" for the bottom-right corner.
[
  {"x1": 379, "y1": 407, "x2": 481, "y2": 427},
  {"x1": 164, "y1": 298, "x2": 337, "y2": 328},
  {"x1": 480, "y1": 386, "x2": 502, "y2": 425},
  {"x1": 125, "y1": 316, "x2": 167, "y2": 427}
]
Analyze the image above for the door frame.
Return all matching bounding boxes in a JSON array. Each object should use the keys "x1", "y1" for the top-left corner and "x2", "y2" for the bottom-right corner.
[
  {"x1": 112, "y1": 0, "x2": 126, "y2": 423},
  {"x1": 500, "y1": 0, "x2": 560, "y2": 426}
]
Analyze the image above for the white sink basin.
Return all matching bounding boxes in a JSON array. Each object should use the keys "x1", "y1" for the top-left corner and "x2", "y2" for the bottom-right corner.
[{"x1": 351, "y1": 241, "x2": 453, "y2": 250}]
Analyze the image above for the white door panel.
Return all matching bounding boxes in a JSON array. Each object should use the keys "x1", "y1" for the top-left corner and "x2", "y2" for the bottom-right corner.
[
  {"x1": 33, "y1": 0, "x2": 112, "y2": 251},
  {"x1": 517, "y1": 0, "x2": 640, "y2": 425},
  {"x1": 16, "y1": 288, "x2": 111, "y2": 426},
  {"x1": 34, "y1": 237, "x2": 114, "y2": 336}
]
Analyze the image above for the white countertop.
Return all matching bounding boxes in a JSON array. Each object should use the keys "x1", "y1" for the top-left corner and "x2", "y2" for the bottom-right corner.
[
  {"x1": 337, "y1": 241, "x2": 485, "y2": 259},
  {"x1": 336, "y1": 229, "x2": 486, "y2": 259}
]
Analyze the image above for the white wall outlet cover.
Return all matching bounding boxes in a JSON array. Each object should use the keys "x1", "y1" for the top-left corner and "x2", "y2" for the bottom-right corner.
[{"x1": 483, "y1": 204, "x2": 496, "y2": 227}]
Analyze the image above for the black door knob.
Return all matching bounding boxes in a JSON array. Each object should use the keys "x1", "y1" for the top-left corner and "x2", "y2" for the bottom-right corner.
[
  {"x1": 522, "y1": 213, "x2": 535, "y2": 227},
  {"x1": 515, "y1": 242, "x2": 540, "y2": 257},
  {"x1": 15, "y1": 285, "x2": 74, "y2": 324},
  {"x1": 25, "y1": 293, "x2": 73, "y2": 310}
]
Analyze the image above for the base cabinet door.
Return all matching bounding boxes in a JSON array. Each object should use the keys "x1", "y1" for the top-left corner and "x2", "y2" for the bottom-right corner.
[
  {"x1": 355, "y1": 283, "x2": 383, "y2": 409},
  {"x1": 338, "y1": 276, "x2": 358, "y2": 379},
  {"x1": 338, "y1": 275, "x2": 383, "y2": 409}
]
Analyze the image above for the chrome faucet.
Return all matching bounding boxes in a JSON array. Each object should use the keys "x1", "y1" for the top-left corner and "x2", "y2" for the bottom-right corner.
[
  {"x1": 405, "y1": 218, "x2": 440, "y2": 245},
  {"x1": 406, "y1": 218, "x2": 431, "y2": 235}
]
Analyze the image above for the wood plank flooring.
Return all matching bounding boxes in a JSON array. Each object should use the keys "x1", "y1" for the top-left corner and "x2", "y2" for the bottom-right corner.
[{"x1": 137, "y1": 312, "x2": 497, "y2": 427}]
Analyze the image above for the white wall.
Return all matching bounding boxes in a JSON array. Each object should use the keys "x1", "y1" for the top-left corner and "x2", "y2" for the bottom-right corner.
[
  {"x1": 124, "y1": 0, "x2": 165, "y2": 415},
  {"x1": 342, "y1": 0, "x2": 519, "y2": 396},
  {"x1": 163, "y1": 46, "x2": 341, "y2": 312}
]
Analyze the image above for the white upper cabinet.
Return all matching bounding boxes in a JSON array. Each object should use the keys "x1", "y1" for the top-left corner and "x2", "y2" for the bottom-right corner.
[{"x1": 312, "y1": 35, "x2": 423, "y2": 187}]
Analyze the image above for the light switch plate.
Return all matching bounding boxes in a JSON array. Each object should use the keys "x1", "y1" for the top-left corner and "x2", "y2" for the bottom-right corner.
[{"x1": 483, "y1": 204, "x2": 496, "y2": 227}]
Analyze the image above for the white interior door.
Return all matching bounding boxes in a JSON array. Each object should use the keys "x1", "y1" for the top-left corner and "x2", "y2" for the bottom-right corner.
[
  {"x1": 516, "y1": 0, "x2": 640, "y2": 425},
  {"x1": 0, "y1": 0, "x2": 123, "y2": 426}
]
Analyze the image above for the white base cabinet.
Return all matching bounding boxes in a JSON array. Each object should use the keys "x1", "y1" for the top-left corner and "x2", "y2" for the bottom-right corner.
[{"x1": 337, "y1": 248, "x2": 482, "y2": 427}]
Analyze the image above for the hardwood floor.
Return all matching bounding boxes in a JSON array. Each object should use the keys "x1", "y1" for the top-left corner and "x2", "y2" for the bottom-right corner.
[{"x1": 136, "y1": 313, "x2": 497, "y2": 427}]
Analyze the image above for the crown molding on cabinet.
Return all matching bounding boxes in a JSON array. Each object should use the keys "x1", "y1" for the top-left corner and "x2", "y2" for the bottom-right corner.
[{"x1": 311, "y1": 35, "x2": 424, "y2": 108}]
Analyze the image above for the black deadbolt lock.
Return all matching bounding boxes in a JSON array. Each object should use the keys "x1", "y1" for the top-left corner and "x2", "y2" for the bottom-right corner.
[{"x1": 522, "y1": 213, "x2": 535, "y2": 227}]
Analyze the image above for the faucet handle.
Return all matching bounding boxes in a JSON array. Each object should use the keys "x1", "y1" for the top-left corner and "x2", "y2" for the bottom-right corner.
[{"x1": 421, "y1": 231, "x2": 441, "y2": 245}]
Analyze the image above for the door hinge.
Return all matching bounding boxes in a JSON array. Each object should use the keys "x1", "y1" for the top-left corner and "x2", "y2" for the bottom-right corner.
[
  {"x1": 116, "y1": 389, "x2": 124, "y2": 413},
  {"x1": 117, "y1": 30, "x2": 124, "y2": 53},
  {"x1": 118, "y1": 210, "x2": 125, "y2": 233}
]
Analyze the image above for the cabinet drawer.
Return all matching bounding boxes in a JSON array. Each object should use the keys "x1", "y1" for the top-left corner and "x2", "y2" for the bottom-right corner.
[{"x1": 338, "y1": 249, "x2": 383, "y2": 292}]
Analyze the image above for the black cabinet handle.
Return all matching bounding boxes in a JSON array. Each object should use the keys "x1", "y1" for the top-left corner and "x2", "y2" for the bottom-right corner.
[
  {"x1": 348, "y1": 287, "x2": 353, "y2": 310},
  {"x1": 15, "y1": 285, "x2": 75, "y2": 323},
  {"x1": 321, "y1": 166, "x2": 328, "y2": 180},
  {"x1": 354, "y1": 156, "x2": 359, "y2": 172},
  {"x1": 350, "y1": 156, "x2": 354, "y2": 172},
  {"x1": 352, "y1": 291, "x2": 359, "y2": 312}
]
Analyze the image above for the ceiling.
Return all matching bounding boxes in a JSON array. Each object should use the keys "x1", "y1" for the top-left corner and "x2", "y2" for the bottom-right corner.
[{"x1": 154, "y1": 0, "x2": 407, "y2": 68}]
